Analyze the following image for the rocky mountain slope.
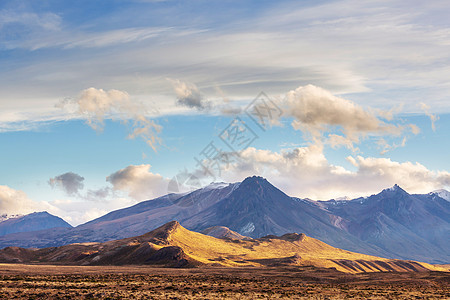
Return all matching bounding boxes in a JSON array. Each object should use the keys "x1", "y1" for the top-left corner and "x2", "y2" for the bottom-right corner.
[
  {"x1": 0, "y1": 221, "x2": 444, "y2": 273},
  {"x1": 0, "y1": 212, "x2": 72, "y2": 236},
  {"x1": 319, "y1": 185, "x2": 450, "y2": 263},
  {"x1": 0, "y1": 177, "x2": 448, "y2": 263}
]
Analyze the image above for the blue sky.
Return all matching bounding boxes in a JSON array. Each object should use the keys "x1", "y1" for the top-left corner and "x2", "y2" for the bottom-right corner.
[{"x1": 1, "y1": 0, "x2": 449, "y2": 225}]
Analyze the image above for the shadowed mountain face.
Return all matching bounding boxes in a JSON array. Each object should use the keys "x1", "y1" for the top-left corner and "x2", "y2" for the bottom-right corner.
[
  {"x1": 0, "y1": 177, "x2": 448, "y2": 263},
  {"x1": 0, "y1": 182, "x2": 241, "y2": 248},
  {"x1": 0, "y1": 221, "x2": 443, "y2": 273},
  {"x1": 0, "y1": 212, "x2": 72, "y2": 236},
  {"x1": 182, "y1": 177, "x2": 388, "y2": 257},
  {"x1": 319, "y1": 185, "x2": 450, "y2": 263}
]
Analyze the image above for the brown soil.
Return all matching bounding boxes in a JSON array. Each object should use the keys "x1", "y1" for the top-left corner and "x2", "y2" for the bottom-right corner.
[{"x1": 0, "y1": 263, "x2": 448, "y2": 299}]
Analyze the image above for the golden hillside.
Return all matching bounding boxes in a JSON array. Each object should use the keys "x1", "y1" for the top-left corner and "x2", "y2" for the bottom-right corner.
[
  {"x1": 159, "y1": 221, "x2": 445, "y2": 273},
  {"x1": 0, "y1": 221, "x2": 446, "y2": 273}
]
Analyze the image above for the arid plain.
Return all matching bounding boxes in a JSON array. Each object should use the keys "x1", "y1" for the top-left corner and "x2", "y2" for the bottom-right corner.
[{"x1": 0, "y1": 264, "x2": 449, "y2": 299}]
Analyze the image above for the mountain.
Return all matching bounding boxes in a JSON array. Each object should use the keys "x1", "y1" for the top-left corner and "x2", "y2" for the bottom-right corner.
[
  {"x1": 0, "y1": 177, "x2": 448, "y2": 264},
  {"x1": 0, "y1": 182, "x2": 240, "y2": 248},
  {"x1": 319, "y1": 185, "x2": 450, "y2": 263},
  {"x1": 0, "y1": 221, "x2": 443, "y2": 273},
  {"x1": 0, "y1": 212, "x2": 72, "y2": 236},
  {"x1": 430, "y1": 189, "x2": 450, "y2": 201},
  {"x1": 0, "y1": 214, "x2": 23, "y2": 222},
  {"x1": 182, "y1": 176, "x2": 389, "y2": 256}
]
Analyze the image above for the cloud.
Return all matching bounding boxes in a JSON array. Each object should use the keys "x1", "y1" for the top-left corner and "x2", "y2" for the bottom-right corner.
[
  {"x1": 168, "y1": 79, "x2": 244, "y2": 115},
  {"x1": 219, "y1": 145, "x2": 450, "y2": 200},
  {"x1": 0, "y1": 185, "x2": 58, "y2": 216},
  {"x1": 84, "y1": 187, "x2": 112, "y2": 202},
  {"x1": 48, "y1": 172, "x2": 85, "y2": 196},
  {"x1": 168, "y1": 79, "x2": 210, "y2": 110},
  {"x1": 48, "y1": 172, "x2": 114, "y2": 202},
  {"x1": 280, "y1": 85, "x2": 418, "y2": 152},
  {"x1": 62, "y1": 27, "x2": 170, "y2": 49},
  {"x1": 59, "y1": 87, "x2": 162, "y2": 151},
  {"x1": 349, "y1": 155, "x2": 450, "y2": 192},
  {"x1": 0, "y1": 9, "x2": 62, "y2": 50},
  {"x1": 1, "y1": 0, "x2": 450, "y2": 138},
  {"x1": 106, "y1": 164, "x2": 169, "y2": 200},
  {"x1": 0, "y1": 184, "x2": 121, "y2": 226},
  {"x1": 420, "y1": 102, "x2": 439, "y2": 131},
  {"x1": 47, "y1": 196, "x2": 138, "y2": 226},
  {"x1": 0, "y1": 185, "x2": 38, "y2": 215}
]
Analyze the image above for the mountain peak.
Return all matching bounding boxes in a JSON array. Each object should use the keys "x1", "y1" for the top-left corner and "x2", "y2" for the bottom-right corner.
[
  {"x1": 28, "y1": 211, "x2": 51, "y2": 216},
  {"x1": 242, "y1": 176, "x2": 268, "y2": 184},
  {"x1": 160, "y1": 220, "x2": 181, "y2": 231},
  {"x1": 142, "y1": 220, "x2": 182, "y2": 244},
  {"x1": 430, "y1": 189, "x2": 450, "y2": 201},
  {"x1": 382, "y1": 184, "x2": 407, "y2": 194},
  {"x1": 0, "y1": 211, "x2": 72, "y2": 237}
]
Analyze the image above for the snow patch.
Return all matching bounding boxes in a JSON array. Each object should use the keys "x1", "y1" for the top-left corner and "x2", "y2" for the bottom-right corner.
[
  {"x1": 240, "y1": 222, "x2": 255, "y2": 234},
  {"x1": 430, "y1": 189, "x2": 450, "y2": 201},
  {"x1": 203, "y1": 182, "x2": 230, "y2": 190}
]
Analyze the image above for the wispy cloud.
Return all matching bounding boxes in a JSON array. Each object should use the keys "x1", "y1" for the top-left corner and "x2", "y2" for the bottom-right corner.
[
  {"x1": 0, "y1": 9, "x2": 62, "y2": 50},
  {"x1": 2, "y1": 0, "x2": 450, "y2": 134},
  {"x1": 420, "y1": 102, "x2": 439, "y2": 131},
  {"x1": 58, "y1": 87, "x2": 162, "y2": 150}
]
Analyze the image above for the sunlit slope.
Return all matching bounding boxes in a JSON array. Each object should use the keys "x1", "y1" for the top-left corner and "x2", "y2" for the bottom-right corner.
[
  {"x1": 164, "y1": 222, "x2": 442, "y2": 273},
  {"x1": 0, "y1": 221, "x2": 445, "y2": 273}
]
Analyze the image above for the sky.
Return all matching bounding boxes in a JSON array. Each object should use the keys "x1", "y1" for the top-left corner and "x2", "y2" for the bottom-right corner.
[{"x1": 0, "y1": 0, "x2": 449, "y2": 226}]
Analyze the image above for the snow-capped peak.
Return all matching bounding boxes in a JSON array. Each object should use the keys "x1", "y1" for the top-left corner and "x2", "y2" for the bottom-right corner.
[
  {"x1": 203, "y1": 182, "x2": 231, "y2": 190},
  {"x1": 430, "y1": 189, "x2": 450, "y2": 201},
  {"x1": 383, "y1": 184, "x2": 404, "y2": 193}
]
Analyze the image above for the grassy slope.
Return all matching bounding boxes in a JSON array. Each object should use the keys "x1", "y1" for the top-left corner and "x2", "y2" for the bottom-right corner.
[{"x1": 167, "y1": 223, "x2": 446, "y2": 273}]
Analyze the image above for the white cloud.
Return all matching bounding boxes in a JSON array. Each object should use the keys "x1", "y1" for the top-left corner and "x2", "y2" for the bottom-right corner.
[
  {"x1": 420, "y1": 102, "x2": 439, "y2": 131},
  {"x1": 106, "y1": 164, "x2": 169, "y2": 201},
  {"x1": 219, "y1": 145, "x2": 450, "y2": 200},
  {"x1": 0, "y1": 185, "x2": 56, "y2": 215},
  {"x1": 0, "y1": 185, "x2": 37, "y2": 215},
  {"x1": 49, "y1": 197, "x2": 137, "y2": 226},
  {"x1": 168, "y1": 79, "x2": 209, "y2": 110},
  {"x1": 284, "y1": 85, "x2": 397, "y2": 134},
  {"x1": 59, "y1": 87, "x2": 162, "y2": 150},
  {"x1": 2, "y1": 0, "x2": 450, "y2": 133},
  {"x1": 350, "y1": 155, "x2": 450, "y2": 193},
  {"x1": 278, "y1": 84, "x2": 418, "y2": 152},
  {"x1": 0, "y1": 183, "x2": 139, "y2": 226}
]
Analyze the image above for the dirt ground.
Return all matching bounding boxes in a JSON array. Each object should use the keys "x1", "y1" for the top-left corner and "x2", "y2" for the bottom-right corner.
[{"x1": 0, "y1": 264, "x2": 449, "y2": 299}]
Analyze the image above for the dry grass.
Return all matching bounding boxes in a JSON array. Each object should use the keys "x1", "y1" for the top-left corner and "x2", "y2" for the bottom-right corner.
[
  {"x1": 167, "y1": 223, "x2": 446, "y2": 273},
  {"x1": 0, "y1": 264, "x2": 448, "y2": 299},
  {"x1": 1, "y1": 222, "x2": 447, "y2": 274}
]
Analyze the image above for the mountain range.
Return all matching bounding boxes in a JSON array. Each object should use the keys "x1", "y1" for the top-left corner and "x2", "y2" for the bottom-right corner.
[
  {"x1": 0, "y1": 176, "x2": 448, "y2": 263},
  {"x1": 0, "y1": 212, "x2": 72, "y2": 236},
  {"x1": 0, "y1": 221, "x2": 445, "y2": 273}
]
